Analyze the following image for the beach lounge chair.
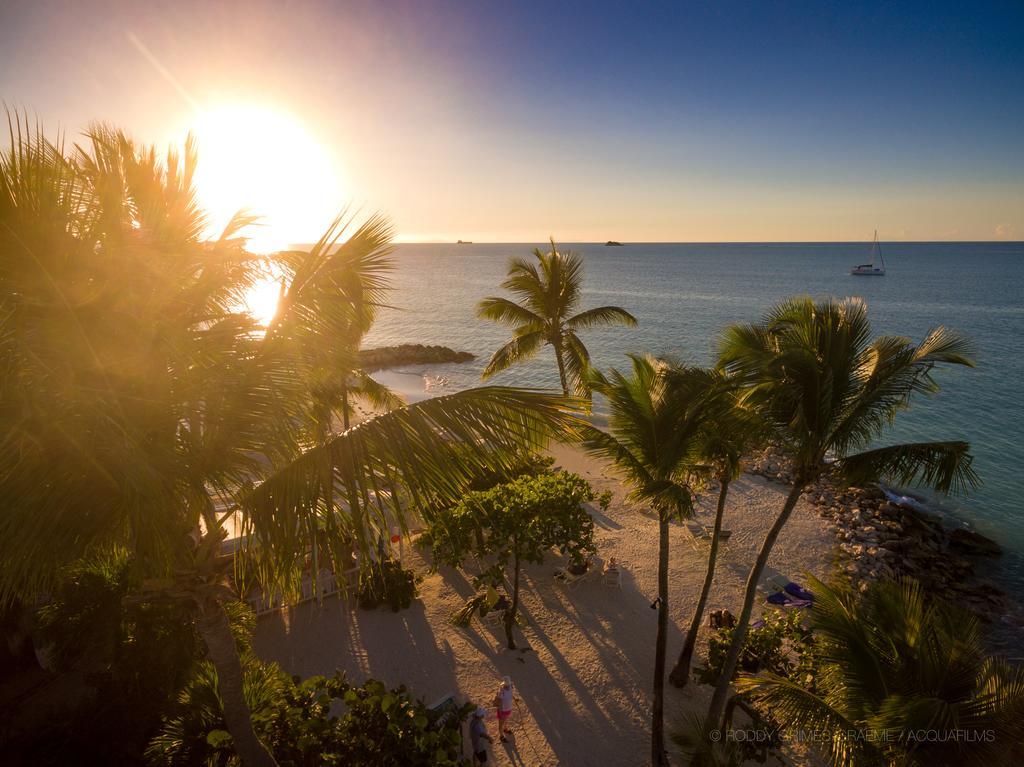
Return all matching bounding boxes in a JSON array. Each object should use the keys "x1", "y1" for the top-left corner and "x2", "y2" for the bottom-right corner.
[
  {"x1": 685, "y1": 521, "x2": 732, "y2": 551},
  {"x1": 555, "y1": 566, "x2": 593, "y2": 589},
  {"x1": 766, "y1": 590, "x2": 812, "y2": 608},
  {"x1": 602, "y1": 560, "x2": 622, "y2": 588},
  {"x1": 482, "y1": 607, "x2": 506, "y2": 628},
  {"x1": 762, "y1": 576, "x2": 814, "y2": 609}
]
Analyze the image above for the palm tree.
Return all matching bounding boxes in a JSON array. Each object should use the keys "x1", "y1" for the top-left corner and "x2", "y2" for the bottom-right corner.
[
  {"x1": 0, "y1": 117, "x2": 584, "y2": 767},
  {"x1": 477, "y1": 238, "x2": 637, "y2": 396},
  {"x1": 580, "y1": 355, "x2": 710, "y2": 766},
  {"x1": 703, "y1": 297, "x2": 980, "y2": 733},
  {"x1": 668, "y1": 373, "x2": 765, "y2": 688},
  {"x1": 737, "y1": 576, "x2": 1024, "y2": 767}
]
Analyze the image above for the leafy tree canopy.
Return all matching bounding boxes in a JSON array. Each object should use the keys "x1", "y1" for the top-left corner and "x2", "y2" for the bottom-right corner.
[{"x1": 426, "y1": 470, "x2": 596, "y2": 585}]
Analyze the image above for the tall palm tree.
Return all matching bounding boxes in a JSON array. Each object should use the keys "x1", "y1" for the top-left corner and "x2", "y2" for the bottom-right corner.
[
  {"x1": 704, "y1": 297, "x2": 979, "y2": 733},
  {"x1": 737, "y1": 576, "x2": 1024, "y2": 767},
  {"x1": 668, "y1": 373, "x2": 765, "y2": 688},
  {"x1": 478, "y1": 238, "x2": 637, "y2": 396},
  {"x1": 0, "y1": 117, "x2": 584, "y2": 767},
  {"x1": 580, "y1": 356, "x2": 709, "y2": 766}
]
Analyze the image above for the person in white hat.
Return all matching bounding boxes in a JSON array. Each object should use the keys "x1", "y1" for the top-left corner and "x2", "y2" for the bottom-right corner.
[
  {"x1": 493, "y1": 676, "x2": 516, "y2": 741},
  {"x1": 469, "y1": 706, "x2": 493, "y2": 764}
]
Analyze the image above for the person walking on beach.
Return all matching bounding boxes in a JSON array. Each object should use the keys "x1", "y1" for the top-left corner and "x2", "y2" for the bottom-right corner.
[
  {"x1": 469, "y1": 706, "x2": 493, "y2": 765},
  {"x1": 493, "y1": 675, "x2": 517, "y2": 742}
]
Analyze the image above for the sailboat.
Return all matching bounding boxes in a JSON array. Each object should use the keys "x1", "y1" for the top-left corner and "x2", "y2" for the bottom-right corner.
[{"x1": 850, "y1": 230, "x2": 886, "y2": 276}]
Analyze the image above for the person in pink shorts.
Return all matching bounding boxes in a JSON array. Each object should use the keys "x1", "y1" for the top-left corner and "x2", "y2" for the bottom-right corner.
[{"x1": 492, "y1": 675, "x2": 516, "y2": 742}]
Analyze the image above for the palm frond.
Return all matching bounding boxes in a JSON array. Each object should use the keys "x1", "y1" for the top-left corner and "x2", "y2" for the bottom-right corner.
[
  {"x1": 270, "y1": 211, "x2": 394, "y2": 342},
  {"x1": 737, "y1": 671, "x2": 873, "y2": 767},
  {"x1": 237, "y1": 387, "x2": 585, "y2": 591},
  {"x1": 561, "y1": 331, "x2": 593, "y2": 397},
  {"x1": 837, "y1": 440, "x2": 980, "y2": 495},
  {"x1": 476, "y1": 296, "x2": 544, "y2": 328},
  {"x1": 565, "y1": 305, "x2": 638, "y2": 330},
  {"x1": 350, "y1": 370, "x2": 404, "y2": 413},
  {"x1": 480, "y1": 330, "x2": 545, "y2": 379}
]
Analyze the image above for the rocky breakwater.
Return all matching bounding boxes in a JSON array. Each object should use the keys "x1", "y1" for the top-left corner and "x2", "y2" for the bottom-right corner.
[
  {"x1": 748, "y1": 447, "x2": 1009, "y2": 623},
  {"x1": 359, "y1": 344, "x2": 475, "y2": 372}
]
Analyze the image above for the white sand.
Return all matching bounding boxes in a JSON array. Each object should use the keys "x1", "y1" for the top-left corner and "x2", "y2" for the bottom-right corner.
[{"x1": 254, "y1": 443, "x2": 834, "y2": 766}]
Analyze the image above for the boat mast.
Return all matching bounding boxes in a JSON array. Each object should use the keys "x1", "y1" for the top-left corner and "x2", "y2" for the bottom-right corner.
[{"x1": 874, "y1": 230, "x2": 884, "y2": 271}]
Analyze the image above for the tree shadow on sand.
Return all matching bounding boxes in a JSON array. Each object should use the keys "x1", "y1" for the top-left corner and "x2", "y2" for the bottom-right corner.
[
  {"x1": 253, "y1": 597, "x2": 462, "y2": 702},
  {"x1": 493, "y1": 558, "x2": 685, "y2": 765}
]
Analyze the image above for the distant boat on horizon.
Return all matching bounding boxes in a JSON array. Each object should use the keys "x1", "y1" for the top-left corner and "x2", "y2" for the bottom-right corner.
[
  {"x1": 456, "y1": 239, "x2": 472, "y2": 244},
  {"x1": 850, "y1": 231, "x2": 885, "y2": 276}
]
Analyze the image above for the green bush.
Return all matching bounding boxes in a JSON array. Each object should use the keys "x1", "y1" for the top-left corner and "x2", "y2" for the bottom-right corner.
[
  {"x1": 7, "y1": 552, "x2": 232, "y2": 766},
  {"x1": 698, "y1": 609, "x2": 809, "y2": 684},
  {"x1": 148, "y1": 670, "x2": 470, "y2": 767},
  {"x1": 356, "y1": 560, "x2": 419, "y2": 612}
]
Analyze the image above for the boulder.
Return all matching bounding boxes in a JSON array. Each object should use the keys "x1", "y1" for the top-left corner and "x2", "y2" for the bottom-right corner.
[{"x1": 948, "y1": 528, "x2": 1002, "y2": 557}]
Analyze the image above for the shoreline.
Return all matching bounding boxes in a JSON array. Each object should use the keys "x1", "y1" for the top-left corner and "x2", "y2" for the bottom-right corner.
[{"x1": 748, "y1": 447, "x2": 1024, "y2": 654}]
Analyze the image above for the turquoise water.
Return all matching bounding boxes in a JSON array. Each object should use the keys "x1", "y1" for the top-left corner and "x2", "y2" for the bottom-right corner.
[{"x1": 364, "y1": 242, "x2": 1024, "y2": 603}]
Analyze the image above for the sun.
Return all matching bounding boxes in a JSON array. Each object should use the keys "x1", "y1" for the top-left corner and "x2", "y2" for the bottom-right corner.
[
  {"x1": 243, "y1": 274, "x2": 284, "y2": 327},
  {"x1": 190, "y1": 104, "x2": 344, "y2": 254}
]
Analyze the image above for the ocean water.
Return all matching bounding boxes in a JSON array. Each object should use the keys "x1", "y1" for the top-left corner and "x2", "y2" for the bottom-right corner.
[{"x1": 363, "y1": 242, "x2": 1024, "y2": 607}]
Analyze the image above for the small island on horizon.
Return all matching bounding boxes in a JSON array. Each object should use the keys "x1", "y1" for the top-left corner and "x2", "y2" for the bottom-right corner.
[{"x1": 605, "y1": 240, "x2": 624, "y2": 246}]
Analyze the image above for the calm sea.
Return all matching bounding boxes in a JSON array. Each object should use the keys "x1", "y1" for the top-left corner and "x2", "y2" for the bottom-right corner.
[{"x1": 363, "y1": 242, "x2": 1024, "y2": 609}]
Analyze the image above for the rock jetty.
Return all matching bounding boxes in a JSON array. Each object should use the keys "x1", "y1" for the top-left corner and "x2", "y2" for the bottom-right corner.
[
  {"x1": 359, "y1": 344, "x2": 475, "y2": 373},
  {"x1": 747, "y1": 446, "x2": 1009, "y2": 622}
]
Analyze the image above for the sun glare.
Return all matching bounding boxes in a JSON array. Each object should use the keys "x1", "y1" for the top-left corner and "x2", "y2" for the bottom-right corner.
[
  {"x1": 190, "y1": 104, "x2": 344, "y2": 254},
  {"x1": 244, "y1": 275, "x2": 283, "y2": 327}
]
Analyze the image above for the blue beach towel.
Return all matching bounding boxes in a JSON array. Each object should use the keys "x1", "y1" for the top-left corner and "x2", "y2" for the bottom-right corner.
[{"x1": 784, "y1": 582, "x2": 814, "y2": 602}]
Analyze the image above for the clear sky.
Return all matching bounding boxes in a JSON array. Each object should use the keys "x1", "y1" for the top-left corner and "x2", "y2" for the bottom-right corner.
[{"x1": 2, "y1": 0, "x2": 1022, "y2": 243}]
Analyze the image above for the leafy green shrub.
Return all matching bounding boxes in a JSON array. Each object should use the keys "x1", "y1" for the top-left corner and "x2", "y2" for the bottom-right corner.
[
  {"x1": 148, "y1": 670, "x2": 470, "y2": 767},
  {"x1": 322, "y1": 677, "x2": 470, "y2": 766},
  {"x1": 356, "y1": 560, "x2": 419, "y2": 612},
  {"x1": 698, "y1": 609, "x2": 809, "y2": 684},
  {"x1": 597, "y1": 489, "x2": 613, "y2": 512},
  {"x1": 465, "y1": 451, "x2": 555, "y2": 491},
  {"x1": 5, "y1": 552, "x2": 214, "y2": 766}
]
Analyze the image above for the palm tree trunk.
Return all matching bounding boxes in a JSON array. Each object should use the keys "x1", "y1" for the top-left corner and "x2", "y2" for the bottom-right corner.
[
  {"x1": 194, "y1": 600, "x2": 279, "y2": 767},
  {"x1": 669, "y1": 477, "x2": 730, "y2": 688},
  {"x1": 705, "y1": 480, "x2": 805, "y2": 730},
  {"x1": 552, "y1": 339, "x2": 570, "y2": 397},
  {"x1": 341, "y1": 383, "x2": 350, "y2": 431},
  {"x1": 651, "y1": 515, "x2": 669, "y2": 766},
  {"x1": 505, "y1": 549, "x2": 521, "y2": 650}
]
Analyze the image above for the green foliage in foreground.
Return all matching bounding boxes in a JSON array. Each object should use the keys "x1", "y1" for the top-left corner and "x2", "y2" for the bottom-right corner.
[
  {"x1": 5, "y1": 553, "x2": 250, "y2": 766},
  {"x1": 424, "y1": 470, "x2": 595, "y2": 648},
  {"x1": 356, "y1": 559, "x2": 419, "y2": 612},
  {"x1": 147, "y1": 669, "x2": 469, "y2": 767},
  {"x1": 736, "y1": 577, "x2": 1024, "y2": 767}
]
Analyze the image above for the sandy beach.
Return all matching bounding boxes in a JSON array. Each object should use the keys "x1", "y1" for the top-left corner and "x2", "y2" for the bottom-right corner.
[{"x1": 254, "y1": 441, "x2": 834, "y2": 766}]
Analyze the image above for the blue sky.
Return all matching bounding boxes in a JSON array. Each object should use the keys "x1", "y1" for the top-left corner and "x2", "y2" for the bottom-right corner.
[{"x1": 2, "y1": 0, "x2": 1022, "y2": 241}]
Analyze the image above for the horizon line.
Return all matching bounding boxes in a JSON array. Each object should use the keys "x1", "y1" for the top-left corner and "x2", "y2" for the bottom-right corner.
[{"x1": 386, "y1": 238, "x2": 1024, "y2": 245}]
